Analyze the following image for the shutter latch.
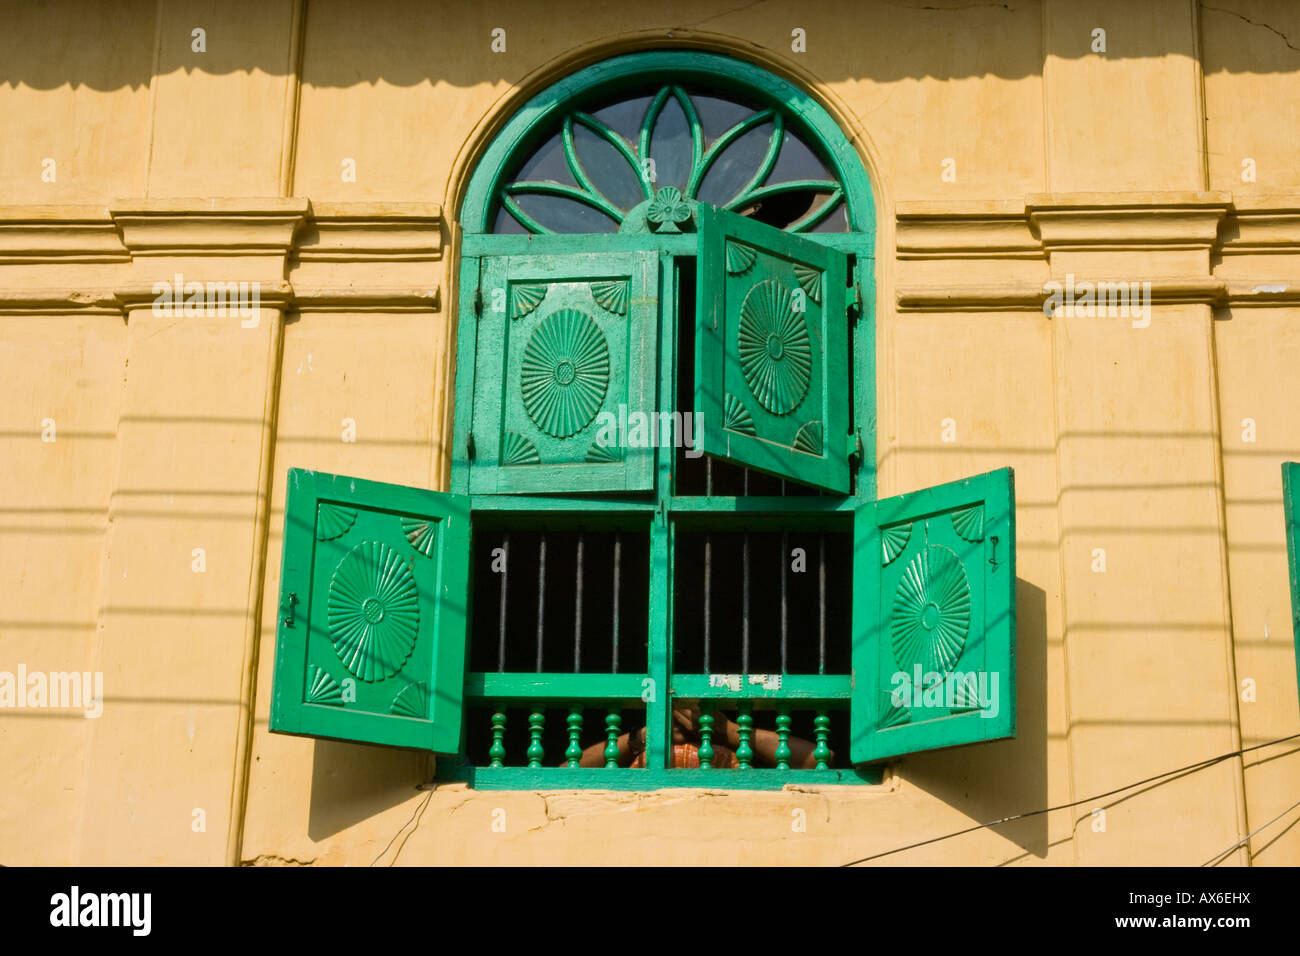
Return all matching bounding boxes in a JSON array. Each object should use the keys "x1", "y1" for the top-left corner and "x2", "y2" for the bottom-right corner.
[
  {"x1": 847, "y1": 429, "x2": 862, "y2": 462},
  {"x1": 282, "y1": 592, "x2": 299, "y2": 629},
  {"x1": 847, "y1": 282, "x2": 861, "y2": 320}
]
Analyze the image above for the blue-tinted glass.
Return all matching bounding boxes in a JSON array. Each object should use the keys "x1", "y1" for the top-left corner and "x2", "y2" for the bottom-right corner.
[
  {"x1": 590, "y1": 94, "x2": 654, "y2": 145},
  {"x1": 511, "y1": 194, "x2": 619, "y2": 234},
  {"x1": 648, "y1": 95, "x2": 692, "y2": 192},
  {"x1": 493, "y1": 205, "x2": 529, "y2": 234},
  {"x1": 809, "y1": 199, "x2": 850, "y2": 233},
  {"x1": 692, "y1": 93, "x2": 756, "y2": 148},
  {"x1": 766, "y1": 132, "x2": 833, "y2": 184},
  {"x1": 572, "y1": 124, "x2": 645, "y2": 211},
  {"x1": 514, "y1": 134, "x2": 576, "y2": 186},
  {"x1": 697, "y1": 121, "x2": 774, "y2": 206}
]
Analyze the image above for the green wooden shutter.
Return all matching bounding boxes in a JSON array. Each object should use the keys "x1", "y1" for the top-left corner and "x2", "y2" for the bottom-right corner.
[
  {"x1": 694, "y1": 205, "x2": 852, "y2": 493},
  {"x1": 1283, "y1": 463, "x2": 1300, "y2": 707},
  {"x1": 850, "y1": 467, "x2": 1016, "y2": 763},
  {"x1": 269, "y1": 468, "x2": 471, "y2": 751},
  {"x1": 469, "y1": 251, "x2": 659, "y2": 494}
]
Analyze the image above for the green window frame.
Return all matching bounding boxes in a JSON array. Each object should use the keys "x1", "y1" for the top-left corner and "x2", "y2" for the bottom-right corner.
[{"x1": 267, "y1": 51, "x2": 1017, "y2": 791}]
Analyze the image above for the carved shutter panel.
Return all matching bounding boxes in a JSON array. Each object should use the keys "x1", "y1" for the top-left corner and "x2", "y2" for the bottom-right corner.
[
  {"x1": 1283, "y1": 463, "x2": 1300, "y2": 709},
  {"x1": 270, "y1": 469, "x2": 470, "y2": 751},
  {"x1": 469, "y1": 252, "x2": 659, "y2": 494},
  {"x1": 695, "y1": 205, "x2": 852, "y2": 493},
  {"x1": 850, "y1": 467, "x2": 1016, "y2": 763}
]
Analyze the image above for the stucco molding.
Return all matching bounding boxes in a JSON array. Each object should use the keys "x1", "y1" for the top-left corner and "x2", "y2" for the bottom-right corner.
[
  {"x1": 0, "y1": 205, "x2": 129, "y2": 263},
  {"x1": 0, "y1": 287, "x2": 123, "y2": 315},
  {"x1": 0, "y1": 200, "x2": 445, "y2": 264},
  {"x1": 1026, "y1": 191, "x2": 1232, "y2": 251},
  {"x1": 108, "y1": 198, "x2": 311, "y2": 256},
  {"x1": 290, "y1": 286, "x2": 441, "y2": 312},
  {"x1": 294, "y1": 202, "x2": 444, "y2": 262},
  {"x1": 895, "y1": 191, "x2": 1300, "y2": 312}
]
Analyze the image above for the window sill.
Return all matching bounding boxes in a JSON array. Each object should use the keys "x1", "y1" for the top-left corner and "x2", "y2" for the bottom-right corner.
[{"x1": 436, "y1": 765, "x2": 884, "y2": 790}]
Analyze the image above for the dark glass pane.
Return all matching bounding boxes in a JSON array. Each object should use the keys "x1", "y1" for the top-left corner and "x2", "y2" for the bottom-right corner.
[
  {"x1": 511, "y1": 193, "x2": 619, "y2": 233},
  {"x1": 572, "y1": 123, "x2": 645, "y2": 212},
  {"x1": 648, "y1": 95, "x2": 692, "y2": 193},
  {"x1": 590, "y1": 94, "x2": 654, "y2": 145},
  {"x1": 766, "y1": 132, "x2": 833, "y2": 185},
  {"x1": 514, "y1": 133, "x2": 577, "y2": 187},
  {"x1": 809, "y1": 200, "x2": 850, "y2": 233},
  {"x1": 492, "y1": 205, "x2": 529, "y2": 234},
  {"x1": 692, "y1": 92, "x2": 758, "y2": 148},
  {"x1": 697, "y1": 120, "x2": 774, "y2": 206},
  {"x1": 737, "y1": 189, "x2": 821, "y2": 231}
]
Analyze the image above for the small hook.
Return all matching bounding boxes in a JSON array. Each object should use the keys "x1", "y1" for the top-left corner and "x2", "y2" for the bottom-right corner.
[{"x1": 283, "y1": 591, "x2": 299, "y2": 628}]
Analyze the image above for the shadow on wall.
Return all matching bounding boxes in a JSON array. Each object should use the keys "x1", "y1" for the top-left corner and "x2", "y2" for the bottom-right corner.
[
  {"x1": 4, "y1": 0, "x2": 1295, "y2": 93},
  {"x1": 894, "y1": 578, "x2": 1051, "y2": 863},
  {"x1": 308, "y1": 738, "x2": 429, "y2": 842}
]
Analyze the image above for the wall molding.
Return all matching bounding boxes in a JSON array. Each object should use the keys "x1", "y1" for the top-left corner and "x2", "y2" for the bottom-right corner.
[
  {"x1": 0, "y1": 200, "x2": 446, "y2": 314},
  {"x1": 895, "y1": 191, "x2": 1300, "y2": 312}
]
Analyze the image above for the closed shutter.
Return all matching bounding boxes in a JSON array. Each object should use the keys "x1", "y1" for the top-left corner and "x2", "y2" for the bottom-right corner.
[{"x1": 469, "y1": 252, "x2": 659, "y2": 494}]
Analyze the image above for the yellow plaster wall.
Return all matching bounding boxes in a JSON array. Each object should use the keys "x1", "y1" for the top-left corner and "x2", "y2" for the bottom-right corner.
[
  {"x1": 1, "y1": 0, "x2": 1299, "y2": 866},
  {"x1": 0, "y1": 314, "x2": 126, "y2": 865}
]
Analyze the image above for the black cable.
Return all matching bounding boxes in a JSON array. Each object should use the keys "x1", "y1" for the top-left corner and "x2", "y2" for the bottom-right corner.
[{"x1": 841, "y1": 730, "x2": 1300, "y2": 866}]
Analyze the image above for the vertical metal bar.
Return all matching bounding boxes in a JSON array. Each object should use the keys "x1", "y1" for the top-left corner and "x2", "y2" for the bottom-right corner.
[
  {"x1": 536, "y1": 534, "x2": 546, "y2": 673},
  {"x1": 611, "y1": 533, "x2": 621, "y2": 673},
  {"x1": 818, "y1": 532, "x2": 827, "y2": 675},
  {"x1": 703, "y1": 534, "x2": 712, "y2": 673},
  {"x1": 497, "y1": 532, "x2": 509, "y2": 673},
  {"x1": 780, "y1": 531, "x2": 788, "y2": 675},
  {"x1": 742, "y1": 532, "x2": 751, "y2": 676},
  {"x1": 705, "y1": 458, "x2": 713, "y2": 674},
  {"x1": 574, "y1": 533, "x2": 584, "y2": 673}
]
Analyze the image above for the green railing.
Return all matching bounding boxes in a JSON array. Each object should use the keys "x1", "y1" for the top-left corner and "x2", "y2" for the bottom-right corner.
[{"x1": 437, "y1": 671, "x2": 882, "y2": 789}]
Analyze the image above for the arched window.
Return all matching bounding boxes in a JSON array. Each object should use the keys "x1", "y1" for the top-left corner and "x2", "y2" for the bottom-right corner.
[
  {"x1": 490, "y1": 83, "x2": 850, "y2": 235},
  {"x1": 268, "y1": 53, "x2": 1016, "y2": 786}
]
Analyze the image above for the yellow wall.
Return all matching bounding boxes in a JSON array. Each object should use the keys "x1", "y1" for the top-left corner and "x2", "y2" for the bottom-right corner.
[{"x1": 2, "y1": 0, "x2": 1299, "y2": 866}]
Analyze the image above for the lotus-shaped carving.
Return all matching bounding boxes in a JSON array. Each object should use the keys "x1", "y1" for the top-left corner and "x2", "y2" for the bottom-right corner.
[{"x1": 495, "y1": 85, "x2": 845, "y2": 235}]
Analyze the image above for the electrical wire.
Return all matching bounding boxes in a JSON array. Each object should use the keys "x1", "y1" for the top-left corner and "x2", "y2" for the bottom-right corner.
[
  {"x1": 1200, "y1": 796, "x2": 1300, "y2": 867},
  {"x1": 841, "y1": 731, "x2": 1300, "y2": 866}
]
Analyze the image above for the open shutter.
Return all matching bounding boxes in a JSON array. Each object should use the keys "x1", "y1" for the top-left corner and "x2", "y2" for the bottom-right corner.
[
  {"x1": 270, "y1": 468, "x2": 470, "y2": 751},
  {"x1": 1283, "y1": 463, "x2": 1300, "y2": 706},
  {"x1": 469, "y1": 251, "x2": 659, "y2": 494},
  {"x1": 850, "y1": 467, "x2": 1016, "y2": 763},
  {"x1": 695, "y1": 205, "x2": 852, "y2": 493}
]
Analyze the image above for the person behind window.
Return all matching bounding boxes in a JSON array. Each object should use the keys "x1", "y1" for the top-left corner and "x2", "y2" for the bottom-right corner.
[{"x1": 570, "y1": 703, "x2": 825, "y2": 769}]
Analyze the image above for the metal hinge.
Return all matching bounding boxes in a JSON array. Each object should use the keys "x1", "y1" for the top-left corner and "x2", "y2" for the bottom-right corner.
[
  {"x1": 473, "y1": 287, "x2": 483, "y2": 317},
  {"x1": 847, "y1": 282, "x2": 861, "y2": 319},
  {"x1": 466, "y1": 431, "x2": 476, "y2": 461},
  {"x1": 847, "y1": 429, "x2": 862, "y2": 462}
]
